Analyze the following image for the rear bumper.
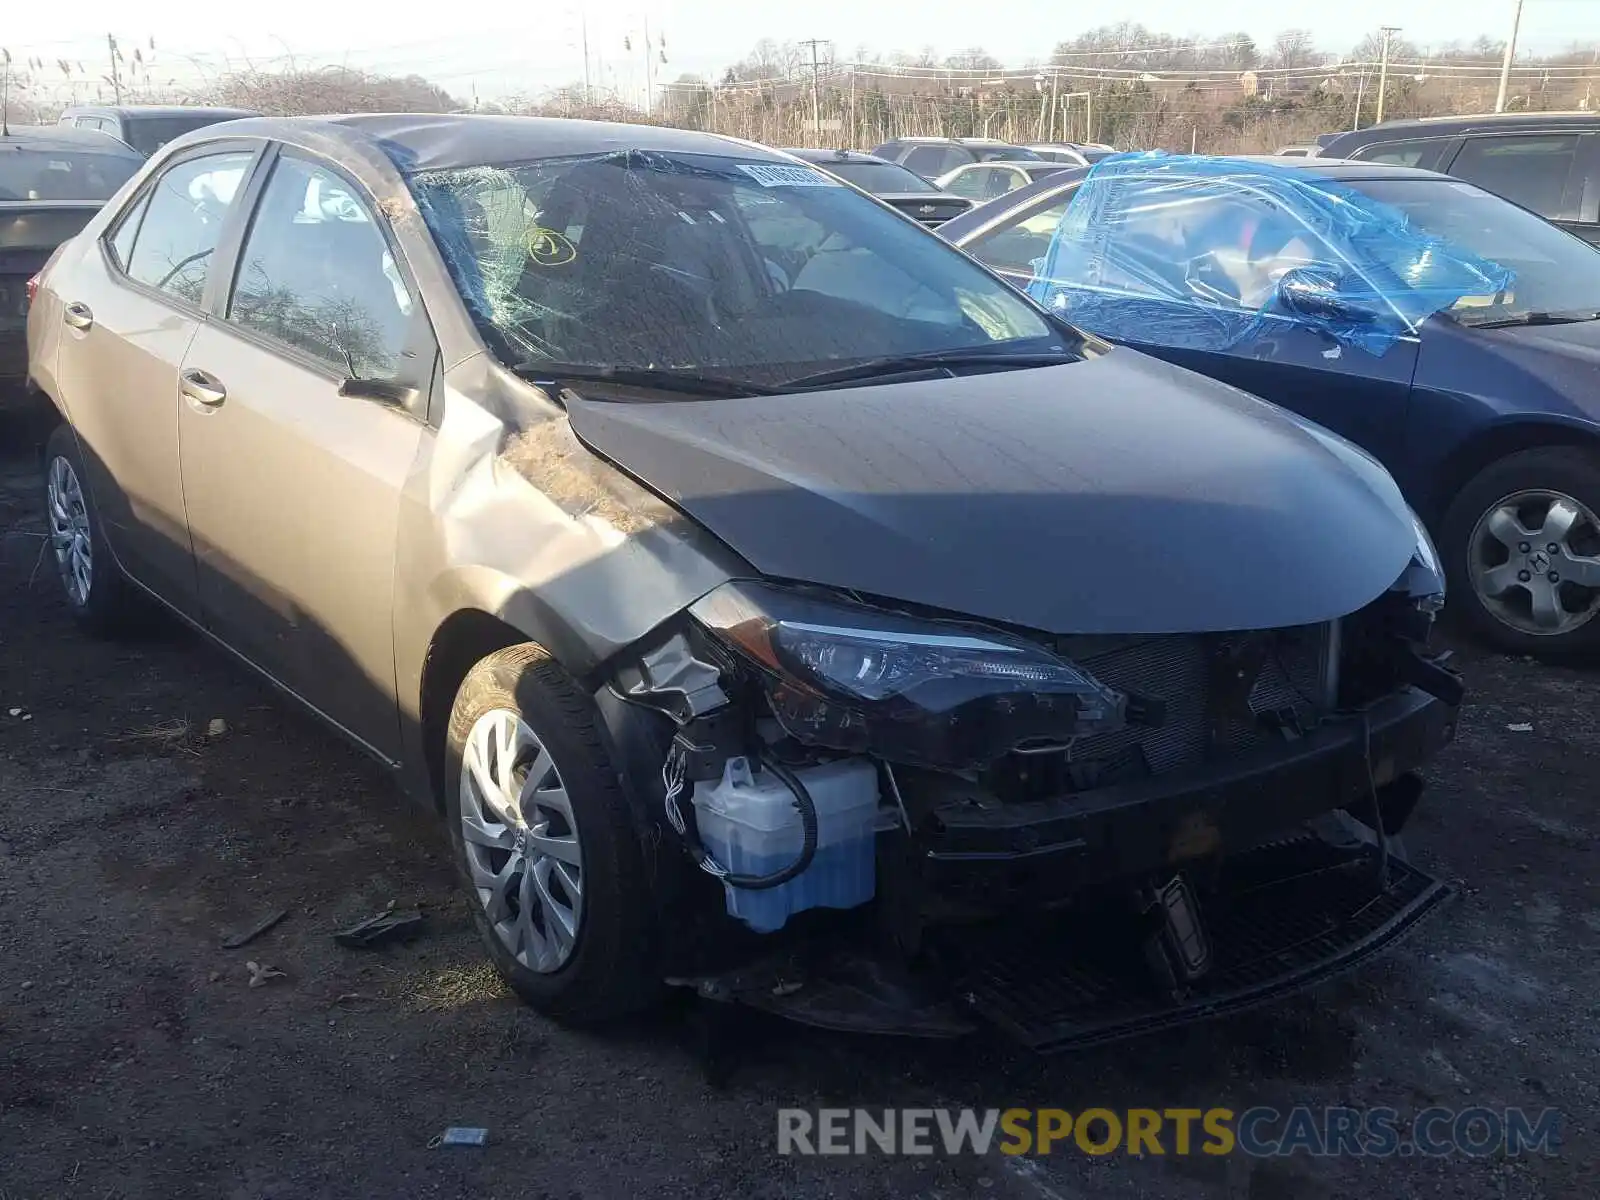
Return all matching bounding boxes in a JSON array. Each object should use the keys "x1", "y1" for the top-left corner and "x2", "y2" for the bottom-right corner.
[{"x1": 923, "y1": 685, "x2": 1456, "y2": 901}]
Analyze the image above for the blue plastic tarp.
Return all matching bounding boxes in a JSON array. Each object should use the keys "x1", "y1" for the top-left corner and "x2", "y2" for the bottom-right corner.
[{"x1": 1025, "y1": 152, "x2": 1515, "y2": 357}]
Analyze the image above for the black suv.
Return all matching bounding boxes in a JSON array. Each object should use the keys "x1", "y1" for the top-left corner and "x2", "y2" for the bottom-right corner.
[
  {"x1": 1318, "y1": 112, "x2": 1600, "y2": 246},
  {"x1": 871, "y1": 137, "x2": 1041, "y2": 181},
  {"x1": 56, "y1": 105, "x2": 258, "y2": 157}
]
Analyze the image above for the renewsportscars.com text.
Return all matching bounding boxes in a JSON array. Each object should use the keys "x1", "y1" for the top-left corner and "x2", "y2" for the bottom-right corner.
[{"x1": 777, "y1": 1106, "x2": 1562, "y2": 1158}]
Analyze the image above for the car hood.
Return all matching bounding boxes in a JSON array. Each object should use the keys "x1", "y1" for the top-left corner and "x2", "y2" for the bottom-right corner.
[
  {"x1": 1480, "y1": 317, "x2": 1600, "y2": 363},
  {"x1": 563, "y1": 349, "x2": 1418, "y2": 635}
]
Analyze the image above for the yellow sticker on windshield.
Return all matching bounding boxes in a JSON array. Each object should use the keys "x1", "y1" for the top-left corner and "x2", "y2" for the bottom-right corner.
[{"x1": 526, "y1": 225, "x2": 577, "y2": 267}]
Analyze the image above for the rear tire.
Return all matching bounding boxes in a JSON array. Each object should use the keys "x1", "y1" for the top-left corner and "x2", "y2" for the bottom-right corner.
[
  {"x1": 444, "y1": 643, "x2": 661, "y2": 1023},
  {"x1": 42, "y1": 424, "x2": 135, "y2": 637},
  {"x1": 1441, "y1": 446, "x2": 1600, "y2": 658}
]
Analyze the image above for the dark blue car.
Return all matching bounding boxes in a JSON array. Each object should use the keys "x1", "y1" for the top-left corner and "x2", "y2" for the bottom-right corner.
[{"x1": 941, "y1": 156, "x2": 1600, "y2": 656}]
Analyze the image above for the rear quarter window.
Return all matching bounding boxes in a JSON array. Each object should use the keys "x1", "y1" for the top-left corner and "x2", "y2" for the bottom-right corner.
[{"x1": 1347, "y1": 139, "x2": 1451, "y2": 171}]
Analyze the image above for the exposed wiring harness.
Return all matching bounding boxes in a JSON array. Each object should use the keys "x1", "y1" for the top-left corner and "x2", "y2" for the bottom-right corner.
[{"x1": 662, "y1": 739, "x2": 819, "y2": 891}]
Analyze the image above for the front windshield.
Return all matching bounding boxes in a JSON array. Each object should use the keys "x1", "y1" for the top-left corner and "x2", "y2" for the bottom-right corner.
[
  {"x1": 824, "y1": 159, "x2": 938, "y2": 194},
  {"x1": 0, "y1": 146, "x2": 140, "y2": 201},
  {"x1": 1346, "y1": 178, "x2": 1600, "y2": 324},
  {"x1": 409, "y1": 150, "x2": 1070, "y2": 387}
]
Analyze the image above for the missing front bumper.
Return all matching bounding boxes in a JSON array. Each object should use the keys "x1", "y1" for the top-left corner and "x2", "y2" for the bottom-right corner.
[
  {"x1": 680, "y1": 833, "x2": 1452, "y2": 1051},
  {"x1": 934, "y1": 833, "x2": 1453, "y2": 1052}
]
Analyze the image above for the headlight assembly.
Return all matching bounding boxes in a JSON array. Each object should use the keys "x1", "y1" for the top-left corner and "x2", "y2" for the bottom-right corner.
[
  {"x1": 1399, "y1": 509, "x2": 1446, "y2": 613},
  {"x1": 689, "y1": 581, "x2": 1125, "y2": 769}
]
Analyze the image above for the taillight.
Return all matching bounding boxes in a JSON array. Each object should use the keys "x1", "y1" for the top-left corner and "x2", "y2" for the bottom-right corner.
[{"x1": 25, "y1": 273, "x2": 41, "y2": 306}]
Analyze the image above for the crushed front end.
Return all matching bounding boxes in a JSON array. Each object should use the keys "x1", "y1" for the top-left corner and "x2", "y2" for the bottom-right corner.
[{"x1": 605, "y1": 546, "x2": 1461, "y2": 1052}]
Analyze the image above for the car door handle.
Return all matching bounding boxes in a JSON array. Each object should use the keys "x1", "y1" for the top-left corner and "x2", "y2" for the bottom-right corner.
[
  {"x1": 62, "y1": 302, "x2": 94, "y2": 331},
  {"x1": 180, "y1": 369, "x2": 227, "y2": 407}
]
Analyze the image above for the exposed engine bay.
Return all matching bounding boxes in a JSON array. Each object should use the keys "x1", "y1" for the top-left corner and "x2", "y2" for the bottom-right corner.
[{"x1": 603, "y1": 572, "x2": 1463, "y2": 1051}]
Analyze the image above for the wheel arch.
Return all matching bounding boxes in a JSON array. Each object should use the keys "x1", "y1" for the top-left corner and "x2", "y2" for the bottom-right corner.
[
  {"x1": 417, "y1": 607, "x2": 532, "y2": 813},
  {"x1": 1422, "y1": 416, "x2": 1600, "y2": 527}
]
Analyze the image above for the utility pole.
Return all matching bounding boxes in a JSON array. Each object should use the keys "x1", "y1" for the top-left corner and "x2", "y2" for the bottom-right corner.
[
  {"x1": 106, "y1": 33, "x2": 123, "y2": 103},
  {"x1": 1375, "y1": 26, "x2": 1401, "y2": 126},
  {"x1": 581, "y1": 10, "x2": 591, "y2": 108},
  {"x1": 1495, "y1": 0, "x2": 1526, "y2": 113},
  {"x1": 799, "y1": 38, "x2": 829, "y2": 142},
  {"x1": 642, "y1": 18, "x2": 654, "y2": 115}
]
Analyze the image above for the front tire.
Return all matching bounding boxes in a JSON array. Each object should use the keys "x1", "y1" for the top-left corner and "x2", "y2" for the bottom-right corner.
[
  {"x1": 42, "y1": 424, "x2": 133, "y2": 636},
  {"x1": 444, "y1": 643, "x2": 661, "y2": 1023},
  {"x1": 1442, "y1": 446, "x2": 1600, "y2": 657}
]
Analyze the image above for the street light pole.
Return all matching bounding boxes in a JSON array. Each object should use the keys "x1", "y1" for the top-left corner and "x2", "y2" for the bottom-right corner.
[
  {"x1": 1375, "y1": 26, "x2": 1401, "y2": 126},
  {"x1": 1495, "y1": 0, "x2": 1526, "y2": 113}
]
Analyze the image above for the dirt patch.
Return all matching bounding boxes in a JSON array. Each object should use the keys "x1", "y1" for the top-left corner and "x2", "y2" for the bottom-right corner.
[{"x1": 0, "y1": 403, "x2": 1593, "y2": 1199}]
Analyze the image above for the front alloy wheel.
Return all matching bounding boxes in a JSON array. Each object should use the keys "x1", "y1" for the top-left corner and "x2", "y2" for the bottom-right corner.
[
  {"x1": 459, "y1": 708, "x2": 585, "y2": 973},
  {"x1": 1467, "y1": 489, "x2": 1600, "y2": 638},
  {"x1": 444, "y1": 643, "x2": 660, "y2": 1022}
]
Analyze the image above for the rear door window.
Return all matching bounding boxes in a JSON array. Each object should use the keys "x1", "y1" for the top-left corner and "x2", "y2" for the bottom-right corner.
[
  {"x1": 905, "y1": 145, "x2": 965, "y2": 178},
  {"x1": 1448, "y1": 134, "x2": 1581, "y2": 220},
  {"x1": 121, "y1": 150, "x2": 255, "y2": 306}
]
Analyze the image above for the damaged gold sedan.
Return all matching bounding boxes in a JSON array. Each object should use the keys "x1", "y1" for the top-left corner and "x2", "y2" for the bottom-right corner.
[{"x1": 27, "y1": 115, "x2": 1462, "y2": 1051}]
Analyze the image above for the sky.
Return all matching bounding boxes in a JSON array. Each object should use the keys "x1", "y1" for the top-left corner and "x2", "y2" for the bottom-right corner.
[{"x1": 4, "y1": 0, "x2": 1598, "y2": 104}]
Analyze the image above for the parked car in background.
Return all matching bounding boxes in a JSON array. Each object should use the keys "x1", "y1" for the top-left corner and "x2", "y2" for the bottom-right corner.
[
  {"x1": 943, "y1": 155, "x2": 1600, "y2": 655},
  {"x1": 935, "y1": 160, "x2": 1074, "y2": 204},
  {"x1": 870, "y1": 136, "x2": 1040, "y2": 180},
  {"x1": 780, "y1": 148, "x2": 974, "y2": 226},
  {"x1": 1275, "y1": 145, "x2": 1317, "y2": 157},
  {"x1": 57, "y1": 105, "x2": 259, "y2": 157},
  {"x1": 28, "y1": 115, "x2": 1458, "y2": 1052},
  {"x1": 2, "y1": 126, "x2": 143, "y2": 390},
  {"x1": 1317, "y1": 112, "x2": 1600, "y2": 246},
  {"x1": 1027, "y1": 142, "x2": 1118, "y2": 165}
]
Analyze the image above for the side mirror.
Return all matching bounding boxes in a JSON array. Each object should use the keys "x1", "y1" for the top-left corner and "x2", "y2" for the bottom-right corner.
[
  {"x1": 338, "y1": 375, "x2": 417, "y2": 407},
  {"x1": 330, "y1": 323, "x2": 416, "y2": 407},
  {"x1": 1275, "y1": 266, "x2": 1383, "y2": 326}
]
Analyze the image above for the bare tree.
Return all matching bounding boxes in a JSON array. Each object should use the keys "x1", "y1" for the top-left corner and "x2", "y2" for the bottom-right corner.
[
  {"x1": 945, "y1": 48, "x2": 1002, "y2": 73},
  {"x1": 1268, "y1": 30, "x2": 1319, "y2": 70},
  {"x1": 196, "y1": 66, "x2": 458, "y2": 115}
]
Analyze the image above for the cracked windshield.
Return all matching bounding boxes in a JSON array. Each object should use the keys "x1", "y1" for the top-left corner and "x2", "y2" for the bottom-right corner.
[{"x1": 409, "y1": 151, "x2": 1073, "y2": 387}]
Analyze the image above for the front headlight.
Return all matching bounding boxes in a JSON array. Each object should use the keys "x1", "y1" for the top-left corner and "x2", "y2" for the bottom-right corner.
[
  {"x1": 1399, "y1": 510, "x2": 1446, "y2": 612},
  {"x1": 689, "y1": 581, "x2": 1125, "y2": 769}
]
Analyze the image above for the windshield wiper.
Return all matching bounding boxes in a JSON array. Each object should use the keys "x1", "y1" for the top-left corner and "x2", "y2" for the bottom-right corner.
[
  {"x1": 511, "y1": 362, "x2": 776, "y2": 399},
  {"x1": 777, "y1": 349, "x2": 1078, "y2": 391},
  {"x1": 1467, "y1": 309, "x2": 1600, "y2": 330}
]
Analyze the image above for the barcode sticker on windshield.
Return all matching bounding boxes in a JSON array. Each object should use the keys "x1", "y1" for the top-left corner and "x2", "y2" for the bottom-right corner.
[{"x1": 737, "y1": 163, "x2": 841, "y2": 188}]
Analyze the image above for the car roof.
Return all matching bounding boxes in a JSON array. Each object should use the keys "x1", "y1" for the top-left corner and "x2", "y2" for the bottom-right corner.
[
  {"x1": 1324, "y1": 110, "x2": 1600, "y2": 143},
  {"x1": 0, "y1": 124, "x2": 146, "y2": 157},
  {"x1": 201, "y1": 113, "x2": 791, "y2": 174},
  {"x1": 1221, "y1": 155, "x2": 1449, "y2": 181},
  {"x1": 882, "y1": 136, "x2": 1018, "y2": 146},
  {"x1": 60, "y1": 104, "x2": 259, "y2": 119},
  {"x1": 937, "y1": 156, "x2": 1461, "y2": 243},
  {"x1": 781, "y1": 147, "x2": 897, "y2": 166}
]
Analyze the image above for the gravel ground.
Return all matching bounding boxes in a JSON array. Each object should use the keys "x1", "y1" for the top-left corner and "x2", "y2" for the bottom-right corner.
[{"x1": 1, "y1": 398, "x2": 1594, "y2": 1199}]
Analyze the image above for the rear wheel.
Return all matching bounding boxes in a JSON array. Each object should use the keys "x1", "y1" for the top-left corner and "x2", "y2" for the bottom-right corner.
[
  {"x1": 42, "y1": 424, "x2": 134, "y2": 636},
  {"x1": 444, "y1": 643, "x2": 661, "y2": 1022},
  {"x1": 1442, "y1": 446, "x2": 1600, "y2": 656}
]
